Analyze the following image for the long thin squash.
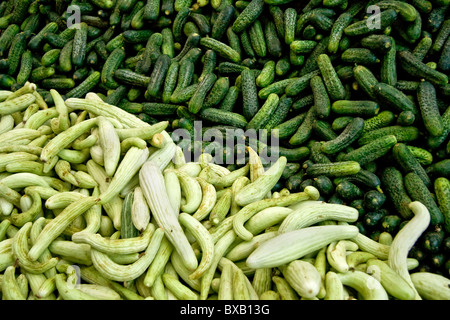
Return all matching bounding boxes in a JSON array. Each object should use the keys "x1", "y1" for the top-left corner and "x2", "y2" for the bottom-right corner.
[{"x1": 139, "y1": 161, "x2": 198, "y2": 271}]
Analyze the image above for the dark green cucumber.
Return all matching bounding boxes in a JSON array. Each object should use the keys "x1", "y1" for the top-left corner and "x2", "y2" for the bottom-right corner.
[
  {"x1": 317, "y1": 53, "x2": 346, "y2": 101},
  {"x1": 373, "y1": 82, "x2": 418, "y2": 114},
  {"x1": 360, "y1": 34, "x2": 393, "y2": 53},
  {"x1": 292, "y1": 94, "x2": 314, "y2": 111},
  {"x1": 30, "y1": 66, "x2": 55, "y2": 82},
  {"x1": 396, "y1": 110, "x2": 416, "y2": 126},
  {"x1": 374, "y1": 1, "x2": 418, "y2": 22},
  {"x1": 241, "y1": 68, "x2": 259, "y2": 120},
  {"x1": 417, "y1": 81, "x2": 445, "y2": 137},
  {"x1": 172, "y1": 32, "x2": 201, "y2": 63},
  {"x1": 16, "y1": 50, "x2": 33, "y2": 85},
  {"x1": 256, "y1": 60, "x2": 275, "y2": 88},
  {"x1": 353, "y1": 64, "x2": 378, "y2": 100},
  {"x1": 380, "y1": 37, "x2": 397, "y2": 86},
  {"x1": 65, "y1": 71, "x2": 101, "y2": 99},
  {"x1": 144, "y1": 0, "x2": 160, "y2": 21},
  {"x1": 264, "y1": 94, "x2": 293, "y2": 130},
  {"x1": 203, "y1": 76, "x2": 230, "y2": 108},
  {"x1": 172, "y1": 7, "x2": 191, "y2": 42},
  {"x1": 341, "y1": 48, "x2": 380, "y2": 65},
  {"x1": 188, "y1": 73, "x2": 217, "y2": 114},
  {"x1": 249, "y1": 20, "x2": 267, "y2": 58},
  {"x1": 240, "y1": 30, "x2": 256, "y2": 58},
  {"x1": 299, "y1": 36, "x2": 329, "y2": 77},
  {"x1": 41, "y1": 78, "x2": 76, "y2": 90},
  {"x1": 363, "y1": 110, "x2": 396, "y2": 133},
  {"x1": 114, "y1": 69, "x2": 151, "y2": 87},
  {"x1": 344, "y1": 8, "x2": 398, "y2": 36},
  {"x1": 358, "y1": 126, "x2": 420, "y2": 145},
  {"x1": 312, "y1": 119, "x2": 338, "y2": 141},
  {"x1": 398, "y1": 50, "x2": 448, "y2": 87},
  {"x1": 211, "y1": 5, "x2": 235, "y2": 40},
  {"x1": 272, "y1": 112, "x2": 307, "y2": 140},
  {"x1": 247, "y1": 93, "x2": 279, "y2": 130},
  {"x1": 404, "y1": 172, "x2": 444, "y2": 226},
  {"x1": 305, "y1": 161, "x2": 361, "y2": 177},
  {"x1": 232, "y1": 0, "x2": 265, "y2": 33},
  {"x1": 199, "y1": 37, "x2": 241, "y2": 63},
  {"x1": 101, "y1": 47, "x2": 126, "y2": 90},
  {"x1": 162, "y1": 61, "x2": 180, "y2": 103},
  {"x1": 142, "y1": 102, "x2": 182, "y2": 116},
  {"x1": 284, "y1": 7, "x2": 297, "y2": 45},
  {"x1": 0, "y1": 24, "x2": 19, "y2": 56},
  {"x1": 434, "y1": 177, "x2": 450, "y2": 233},
  {"x1": 380, "y1": 166, "x2": 413, "y2": 219},
  {"x1": 336, "y1": 169, "x2": 383, "y2": 194},
  {"x1": 175, "y1": 59, "x2": 195, "y2": 93},
  {"x1": 199, "y1": 108, "x2": 248, "y2": 128},
  {"x1": 328, "y1": 12, "x2": 353, "y2": 54},
  {"x1": 331, "y1": 100, "x2": 379, "y2": 117},
  {"x1": 310, "y1": 75, "x2": 331, "y2": 119},
  {"x1": 41, "y1": 49, "x2": 61, "y2": 67},
  {"x1": 72, "y1": 22, "x2": 88, "y2": 68},
  {"x1": 336, "y1": 180, "x2": 364, "y2": 201},
  {"x1": 392, "y1": 143, "x2": 432, "y2": 189},
  {"x1": 265, "y1": 20, "x2": 283, "y2": 58},
  {"x1": 284, "y1": 69, "x2": 321, "y2": 96},
  {"x1": 190, "y1": 13, "x2": 212, "y2": 36},
  {"x1": 412, "y1": 35, "x2": 433, "y2": 61},
  {"x1": 289, "y1": 106, "x2": 316, "y2": 146},
  {"x1": 320, "y1": 117, "x2": 365, "y2": 155},
  {"x1": 7, "y1": 32, "x2": 28, "y2": 76},
  {"x1": 426, "y1": 159, "x2": 450, "y2": 178},
  {"x1": 364, "y1": 190, "x2": 386, "y2": 211},
  {"x1": 331, "y1": 116, "x2": 354, "y2": 132},
  {"x1": 275, "y1": 57, "x2": 290, "y2": 76},
  {"x1": 219, "y1": 85, "x2": 239, "y2": 112},
  {"x1": 341, "y1": 134, "x2": 397, "y2": 166},
  {"x1": 269, "y1": 5, "x2": 285, "y2": 39},
  {"x1": 170, "y1": 83, "x2": 199, "y2": 104},
  {"x1": 145, "y1": 54, "x2": 171, "y2": 100}
]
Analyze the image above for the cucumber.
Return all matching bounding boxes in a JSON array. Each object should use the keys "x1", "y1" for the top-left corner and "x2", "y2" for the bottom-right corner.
[
  {"x1": 114, "y1": 69, "x2": 151, "y2": 87},
  {"x1": 199, "y1": 37, "x2": 241, "y2": 63},
  {"x1": 438, "y1": 34, "x2": 450, "y2": 71},
  {"x1": 373, "y1": 82, "x2": 418, "y2": 114},
  {"x1": 353, "y1": 64, "x2": 378, "y2": 100},
  {"x1": 240, "y1": 30, "x2": 256, "y2": 58},
  {"x1": 341, "y1": 48, "x2": 380, "y2": 65},
  {"x1": 344, "y1": 8, "x2": 398, "y2": 36},
  {"x1": 434, "y1": 177, "x2": 450, "y2": 233},
  {"x1": 363, "y1": 110, "x2": 396, "y2": 133},
  {"x1": 144, "y1": 0, "x2": 160, "y2": 21},
  {"x1": 172, "y1": 32, "x2": 200, "y2": 63},
  {"x1": 417, "y1": 81, "x2": 445, "y2": 137},
  {"x1": 145, "y1": 54, "x2": 171, "y2": 100},
  {"x1": 190, "y1": 13, "x2": 212, "y2": 35},
  {"x1": 226, "y1": 27, "x2": 242, "y2": 58},
  {"x1": 7, "y1": 32, "x2": 28, "y2": 76},
  {"x1": 292, "y1": 94, "x2": 314, "y2": 111},
  {"x1": 341, "y1": 134, "x2": 397, "y2": 166},
  {"x1": 241, "y1": 68, "x2": 259, "y2": 121},
  {"x1": 72, "y1": 22, "x2": 88, "y2": 68},
  {"x1": 211, "y1": 5, "x2": 235, "y2": 40},
  {"x1": 265, "y1": 20, "x2": 283, "y2": 58},
  {"x1": 317, "y1": 54, "x2": 346, "y2": 101},
  {"x1": 199, "y1": 108, "x2": 248, "y2": 128},
  {"x1": 312, "y1": 119, "x2": 338, "y2": 141},
  {"x1": 332, "y1": 116, "x2": 354, "y2": 132},
  {"x1": 398, "y1": 50, "x2": 448, "y2": 87},
  {"x1": 188, "y1": 73, "x2": 217, "y2": 114},
  {"x1": 374, "y1": 1, "x2": 418, "y2": 22},
  {"x1": 172, "y1": 7, "x2": 191, "y2": 42},
  {"x1": 404, "y1": 172, "x2": 444, "y2": 226},
  {"x1": 284, "y1": 7, "x2": 297, "y2": 45},
  {"x1": 101, "y1": 47, "x2": 126, "y2": 90},
  {"x1": 310, "y1": 75, "x2": 331, "y2": 119},
  {"x1": 41, "y1": 49, "x2": 61, "y2": 67},
  {"x1": 219, "y1": 85, "x2": 239, "y2": 112},
  {"x1": 41, "y1": 78, "x2": 76, "y2": 90},
  {"x1": 380, "y1": 37, "x2": 397, "y2": 86},
  {"x1": 30, "y1": 66, "x2": 55, "y2": 82},
  {"x1": 328, "y1": 12, "x2": 353, "y2": 54},
  {"x1": 392, "y1": 143, "x2": 432, "y2": 189},
  {"x1": 247, "y1": 93, "x2": 279, "y2": 130},
  {"x1": 256, "y1": 60, "x2": 275, "y2": 88},
  {"x1": 249, "y1": 20, "x2": 267, "y2": 58},
  {"x1": 361, "y1": 34, "x2": 393, "y2": 53},
  {"x1": 232, "y1": 0, "x2": 265, "y2": 33},
  {"x1": 0, "y1": 24, "x2": 20, "y2": 56},
  {"x1": 321, "y1": 117, "x2": 365, "y2": 155},
  {"x1": 305, "y1": 161, "x2": 361, "y2": 177},
  {"x1": 264, "y1": 94, "x2": 293, "y2": 130},
  {"x1": 16, "y1": 50, "x2": 33, "y2": 85},
  {"x1": 273, "y1": 112, "x2": 307, "y2": 140},
  {"x1": 358, "y1": 126, "x2": 419, "y2": 145},
  {"x1": 380, "y1": 166, "x2": 413, "y2": 219},
  {"x1": 65, "y1": 71, "x2": 101, "y2": 99},
  {"x1": 203, "y1": 76, "x2": 230, "y2": 108},
  {"x1": 336, "y1": 180, "x2": 364, "y2": 201},
  {"x1": 331, "y1": 100, "x2": 379, "y2": 117},
  {"x1": 289, "y1": 106, "x2": 316, "y2": 146},
  {"x1": 269, "y1": 5, "x2": 285, "y2": 39},
  {"x1": 284, "y1": 70, "x2": 321, "y2": 96},
  {"x1": 407, "y1": 145, "x2": 433, "y2": 166},
  {"x1": 142, "y1": 102, "x2": 181, "y2": 116}
]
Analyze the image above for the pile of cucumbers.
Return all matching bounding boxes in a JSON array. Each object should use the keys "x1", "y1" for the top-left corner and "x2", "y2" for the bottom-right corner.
[{"x1": 0, "y1": 0, "x2": 449, "y2": 277}]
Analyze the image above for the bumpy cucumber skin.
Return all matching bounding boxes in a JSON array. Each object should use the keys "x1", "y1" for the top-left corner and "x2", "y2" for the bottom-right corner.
[
  {"x1": 417, "y1": 81, "x2": 445, "y2": 137},
  {"x1": 232, "y1": 0, "x2": 265, "y2": 33}
]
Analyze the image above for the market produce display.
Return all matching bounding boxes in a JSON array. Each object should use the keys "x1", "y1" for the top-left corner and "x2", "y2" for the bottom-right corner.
[{"x1": 0, "y1": 0, "x2": 449, "y2": 301}]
